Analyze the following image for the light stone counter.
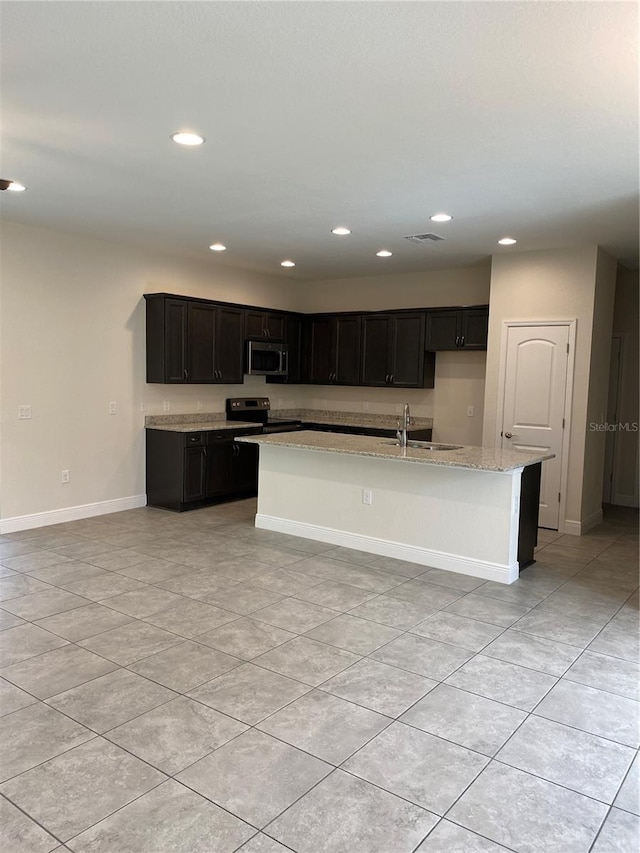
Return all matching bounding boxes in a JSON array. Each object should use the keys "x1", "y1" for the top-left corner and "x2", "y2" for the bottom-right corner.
[
  {"x1": 145, "y1": 421, "x2": 257, "y2": 433},
  {"x1": 271, "y1": 408, "x2": 433, "y2": 431},
  {"x1": 238, "y1": 430, "x2": 552, "y2": 473}
]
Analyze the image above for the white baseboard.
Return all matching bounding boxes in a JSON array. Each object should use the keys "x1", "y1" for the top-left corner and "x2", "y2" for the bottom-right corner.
[
  {"x1": 255, "y1": 513, "x2": 519, "y2": 584},
  {"x1": 0, "y1": 495, "x2": 148, "y2": 534},
  {"x1": 562, "y1": 509, "x2": 604, "y2": 536},
  {"x1": 611, "y1": 494, "x2": 640, "y2": 508}
]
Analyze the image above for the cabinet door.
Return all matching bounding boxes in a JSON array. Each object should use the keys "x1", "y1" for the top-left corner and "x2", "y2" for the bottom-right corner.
[
  {"x1": 265, "y1": 313, "x2": 303, "y2": 384},
  {"x1": 265, "y1": 312, "x2": 286, "y2": 340},
  {"x1": 460, "y1": 307, "x2": 489, "y2": 350},
  {"x1": 183, "y1": 447, "x2": 207, "y2": 502},
  {"x1": 334, "y1": 316, "x2": 361, "y2": 385},
  {"x1": 425, "y1": 310, "x2": 460, "y2": 351},
  {"x1": 285, "y1": 314, "x2": 302, "y2": 383},
  {"x1": 361, "y1": 315, "x2": 391, "y2": 386},
  {"x1": 245, "y1": 310, "x2": 267, "y2": 340},
  {"x1": 205, "y1": 441, "x2": 234, "y2": 496},
  {"x1": 232, "y1": 441, "x2": 259, "y2": 493},
  {"x1": 215, "y1": 306, "x2": 245, "y2": 383},
  {"x1": 308, "y1": 316, "x2": 335, "y2": 384},
  {"x1": 187, "y1": 302, "x2": 216, "y2": 383},
  {"x1": 390, "y1": 313, "x2": 425, "y2": 387},
  {"x1": 164, "y1": 299, "x2": 188, "y2": 382}
]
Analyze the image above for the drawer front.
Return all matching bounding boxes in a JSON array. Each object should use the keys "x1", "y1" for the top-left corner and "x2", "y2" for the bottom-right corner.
[
  {"x1": 206, "y1": 431, "x2": 234, "y2": 444},
  {"x1": 184, "y1": 432, "x2": 206, "y2": 447}
]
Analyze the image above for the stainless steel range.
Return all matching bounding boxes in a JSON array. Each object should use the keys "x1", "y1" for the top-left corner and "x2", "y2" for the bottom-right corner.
[{"x1": 226, "y1": 398, "x2": 303, "y2": 434}]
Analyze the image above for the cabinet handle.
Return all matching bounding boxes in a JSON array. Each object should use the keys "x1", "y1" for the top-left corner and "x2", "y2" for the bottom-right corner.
[
  {"x1": 460, "y1": 335, "x2": 465, "y2": 348},
  {"x1": 203, "y1": 447, "x2": 207, "y2": 456},
  {"x1": 184, "y1": 369, "x2": 188, "y2": 380},
  {"x1": 455, "y1": 336, "x2": 460, "y2": 348},
  {"x1": 390, "y1": 374, "x2": 394, "y2": 384},
  {"x1": 218, "y1": 369, "x2": 223, "y2": 379}
]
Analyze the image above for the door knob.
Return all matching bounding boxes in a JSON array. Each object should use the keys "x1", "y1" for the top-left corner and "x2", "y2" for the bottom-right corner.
[{"x1": 505, "y1": 432, "x2": 514, "y2": 439}]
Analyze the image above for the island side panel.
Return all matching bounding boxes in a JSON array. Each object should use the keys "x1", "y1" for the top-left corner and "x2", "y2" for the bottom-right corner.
[
  {"x1": 255, "y1": 444, "x2": 521, "y2": 583},
  {"x1": 518, "y1": 461, "x2": 542, "y2": 568}
]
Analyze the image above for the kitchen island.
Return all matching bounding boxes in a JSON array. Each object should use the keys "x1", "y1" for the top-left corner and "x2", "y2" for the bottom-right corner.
[{"x1": 238, "y1": 431, "x2": 554, "y2": 584}]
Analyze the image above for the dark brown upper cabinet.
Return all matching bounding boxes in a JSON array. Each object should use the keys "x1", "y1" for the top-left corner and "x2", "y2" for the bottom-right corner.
[
  {"x1": 361, "y1": 312, "x2": 434, "y2": 388},
  {"x1": 215, "y1": 305, "x2": 245, "y2": 383},
  {"x1": 145, "y1": 294, "x2": 244, "y2": 384},
  {"x1": 424, "y1": 305, "x2": 489, "y2": 351},
  {"x1": 245, "y1": 309, "x2": 286, "y2": 341},
  {"x1": 266, "y1": 313, "x2": 304, "y2": 384},
  {"x1": 307, "y1": 314, "x2": 361, "y2": 385}
]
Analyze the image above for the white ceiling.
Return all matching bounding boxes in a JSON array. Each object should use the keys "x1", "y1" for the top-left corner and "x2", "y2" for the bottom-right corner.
[{"x1": 1, "y1": 1, "x2": 638, "y2": 280}]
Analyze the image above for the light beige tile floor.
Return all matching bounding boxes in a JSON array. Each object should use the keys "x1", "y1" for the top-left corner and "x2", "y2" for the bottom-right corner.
[{"x1": 0, "y1": 499, "x2": 638, "y2": 852}]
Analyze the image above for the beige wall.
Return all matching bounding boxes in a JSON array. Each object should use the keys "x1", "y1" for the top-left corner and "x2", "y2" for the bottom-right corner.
[
  {"x1": 581, "y1": 249, "x2": 618, "y2": 522},
  {"x1": 610, "y1": 266, "x2": 640, "y2": 505},
  {"x1": 296, "y1": 265, "x2": 491, "y2": 314},
  {"x1": 483, "y1": 246, "x2": 601, "y2": 530},
  {"x1": 0, "y1": 221, "x2": 300, "y2": 521}
]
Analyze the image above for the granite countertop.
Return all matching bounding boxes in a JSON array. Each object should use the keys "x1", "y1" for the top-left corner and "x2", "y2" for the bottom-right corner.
[
  {"x1": 145, "y1": 409, "x2": 433, "y2": 433},
  {"x1": 145, "y1": 418, "x2": 258, "y2": 433},
  {"x1": 237, "y1": 430, "x2": 553, "y2": 472},
  {"x1": 272, "y1": 408, "x2": 433, "y2": 430}
]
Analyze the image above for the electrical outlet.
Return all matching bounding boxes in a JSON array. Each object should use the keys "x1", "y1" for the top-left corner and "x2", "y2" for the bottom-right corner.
[
  {"x1": 109, "y1": 401, "x2": 117, "y2": 415},
  {"x1": 61, "y1": 469, "x2": 70, "y2": 484},
  {"x1": 18, "y1": 405, "x2": 32, "y2": 419},
  {"x1": 467, "y1": 405, "x2": 475, "y2": 417},
  {"x1": 163, "y1": 400, "x2": 171, "y2": 412},
  {"x1": 362, "y1": 489, "x2": 373, "y2": 506}
]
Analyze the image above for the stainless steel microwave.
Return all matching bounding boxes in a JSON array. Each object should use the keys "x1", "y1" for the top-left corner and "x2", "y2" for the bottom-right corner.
[{"x1": 246, "y1": 340, "x2": 289, "y2": 377}]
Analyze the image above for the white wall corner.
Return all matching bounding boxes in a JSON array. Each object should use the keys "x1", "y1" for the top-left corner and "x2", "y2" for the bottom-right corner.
[{"x1": 561, "y1": 508, "x2": 604, "y2": 536}]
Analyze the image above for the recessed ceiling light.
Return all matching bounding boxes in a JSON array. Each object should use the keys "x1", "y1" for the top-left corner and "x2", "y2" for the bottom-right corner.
[
  {"x1": 209, "y1": 243, "x2": 226, "y2": 252},
  {"x1": 280, "y1": 260, "x2": 296, "y2": 267},
  {"x1": 497, "y1": 237, "x2": 517, "y2": 245},
  {"x1": 331, "y1": 227, "x2": 351, "y2": 235},
  {"x1": 430, "y1": 213, "x2": 452, "y2": 222},
  {"x1": 0, "y1": 180, "x2": 26, "y2": 192},
  {"x1": 376, "y1": 250, "x2": 393, "y2": 258},
  {"x1": 171, "y1": 131, "x2": 205, "y2": 146}
]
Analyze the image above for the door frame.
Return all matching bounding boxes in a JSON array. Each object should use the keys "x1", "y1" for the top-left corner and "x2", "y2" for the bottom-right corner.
[
  {"x1": 494, "y1": 319, "x2": 577, "y2": 533},
  {"x1": 603, "y1": 336, "x2": 623, "y2": 504}
]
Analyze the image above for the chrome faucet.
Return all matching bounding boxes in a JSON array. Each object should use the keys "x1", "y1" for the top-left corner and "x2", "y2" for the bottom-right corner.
[{"x1": 396, "y1": 403, "x2": 411, "y2": 448}]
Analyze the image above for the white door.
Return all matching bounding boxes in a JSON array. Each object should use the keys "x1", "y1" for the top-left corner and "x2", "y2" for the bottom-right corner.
[{"x1": 501, "y1": 325, "x2": 570, "y2": 529}]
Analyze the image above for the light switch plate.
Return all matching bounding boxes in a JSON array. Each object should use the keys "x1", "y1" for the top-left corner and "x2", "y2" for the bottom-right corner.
[{"x1": 18, "y1": 405, "x2": 32, "y2": 419}]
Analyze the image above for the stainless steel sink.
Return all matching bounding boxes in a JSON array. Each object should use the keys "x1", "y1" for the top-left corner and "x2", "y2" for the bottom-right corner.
[{"x1": 380, "y1": 440, "x2": 463, "y2": 451}]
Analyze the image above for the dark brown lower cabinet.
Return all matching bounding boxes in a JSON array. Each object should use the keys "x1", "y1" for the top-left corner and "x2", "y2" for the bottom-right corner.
[{"x1": 146, "y1": 428, "x2": 261, "y2": 512}]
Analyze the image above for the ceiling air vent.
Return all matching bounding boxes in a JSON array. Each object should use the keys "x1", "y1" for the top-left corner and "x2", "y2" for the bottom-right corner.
[{"x1": 404, "y1": 233, "x2": 446, "y2": 244}]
